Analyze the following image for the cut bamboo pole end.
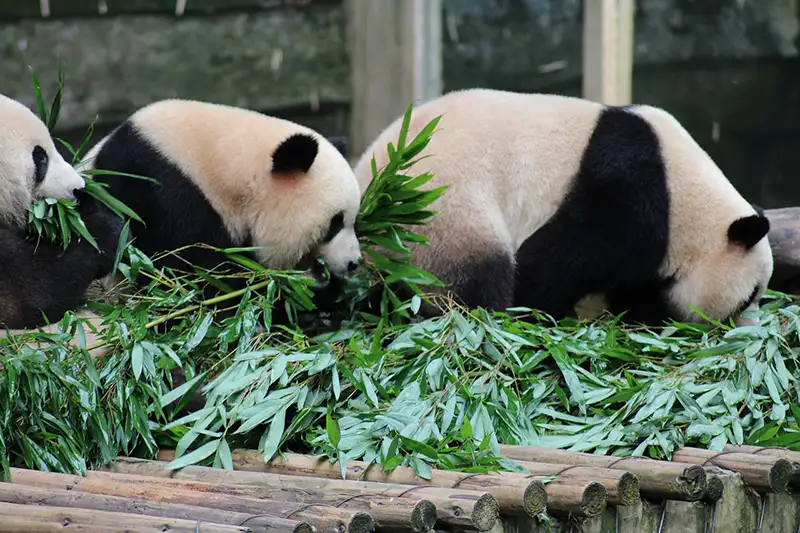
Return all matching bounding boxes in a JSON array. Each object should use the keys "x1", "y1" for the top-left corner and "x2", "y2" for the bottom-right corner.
[
  {"x1": 542, "y1": 480, "x2": 607, "y2": 518},
  {"x1": 700, "y1": 474, "x2": 724, "y2": 504},
  {"x1": 722, "y1": 444, "x2": 800, "y2": 486},
  {"x1": 672, "y1": 447, "x2": 793, "y2": 493},
  {"x1": 512, "y1": 460, "x2": 639, "y2": 507}
]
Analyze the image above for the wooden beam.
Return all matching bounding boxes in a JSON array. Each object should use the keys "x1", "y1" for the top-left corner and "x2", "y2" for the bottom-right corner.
[
  {"x1": 346, "y1": 0, "x2": 442, "y2": 162},
  {"x1": 582, "y1": 0, "x2": 635, "y2": 105}
]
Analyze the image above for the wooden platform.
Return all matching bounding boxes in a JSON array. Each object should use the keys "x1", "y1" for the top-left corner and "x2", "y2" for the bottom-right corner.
[{"x1": 0, "y1": 444, "x2": 798, "y2": 532}]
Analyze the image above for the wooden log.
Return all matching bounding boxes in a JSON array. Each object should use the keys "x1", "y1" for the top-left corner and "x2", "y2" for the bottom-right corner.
[
  {"x1": 157, "y1": 449, "x2": 553, "y2": 518},
  {"x1": 82, "y1": 470, "x2": 434, "y2": 533},
  {"x1": 672, "y1": 447, "x2": 793, "y2": 493},
  {"x1": 0, "y1": 501, "x2": 249, "y2": 533},
  {"x1": 0, "y1": 519, "x2": 155, "y2": 533},
  {"x1": 722, "y1": 444, "x2": 800, "y2": 487},
  {"x1": 497, "y1": 444, "x2": 708, "y2": 502},
  {"x1": 511, "y1": 459, "x2": 639, "y2": 506},
  {"x1": 722, "y1": 444, "x2": 800, "y2": 466},
  {"x1": 109, "y1": 457, "x2": 499, "y2": 532},
  {"x1": 8, "y1": 468, "x2": 374, "y2": 533},
  {"x1": 0, "y1": 482, "x2": 314, "y2": 533}
]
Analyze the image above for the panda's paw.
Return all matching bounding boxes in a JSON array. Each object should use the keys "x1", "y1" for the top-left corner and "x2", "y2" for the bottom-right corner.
[{"x1": 80, "y1": 205, "x2": 125, "y2": 256}]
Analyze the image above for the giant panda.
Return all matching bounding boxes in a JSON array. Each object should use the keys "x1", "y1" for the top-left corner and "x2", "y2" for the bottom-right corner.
[
  {"x1": 82, "y1": 99, "x2": 363, "y2": 311},
  {"x1": 0, "y1": 93, "x2": 123, "y2": 333},
  {"x1": 353, "y1": 88, "x2": 774, "y2": 327}
]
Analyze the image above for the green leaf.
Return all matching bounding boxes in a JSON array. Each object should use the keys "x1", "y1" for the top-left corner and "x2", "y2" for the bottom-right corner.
[
  {"x1": 166, "y1": 440, "x2": 221, "y2": 470},
  {"x1": 327, "y1": 407, "x2": 341, "y2": 449}
]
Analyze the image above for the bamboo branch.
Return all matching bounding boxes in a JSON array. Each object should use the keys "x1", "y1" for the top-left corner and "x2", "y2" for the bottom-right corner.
[
  {"x1": 157, "y1": 449, "x2": 554, "y2": 518},
  {"x1": 498, "y1": 444, "x2": 708, "y2": 502},
  {"x1": 0, "y1": 501, "x2": 248, "y2": 533},
  {"x1": 672, "y1": 447, "x2": 793, "y2": 493},
  {"x1": 109, "y1": 457, "x2": 500, "y2": 531},
  {"x1": 0, "y1": 483, "x2": 314, "y2": 533},
  {"x1": 8, "y1": 468, "x2": 375, "y2": 533}
]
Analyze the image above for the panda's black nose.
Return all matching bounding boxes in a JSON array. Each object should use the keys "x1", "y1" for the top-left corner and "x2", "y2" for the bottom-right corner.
[{"x1": 347, "y1": 261, "x2": 359, "y2": 273}]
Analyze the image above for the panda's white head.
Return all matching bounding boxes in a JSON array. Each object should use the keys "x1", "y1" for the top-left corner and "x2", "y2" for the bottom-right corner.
[
  {"x1": 260, "y1": 131, "x2": 362, "y2": 280},
  {"x1": 634, "y1": 105, "x2": 774, "y2": 327},
  {"x1": 665, "y1": 209, "x2": 773, "y2": 327},
  {"x1": 0, "y1": 94, "x2": 85, "y2": 228}
]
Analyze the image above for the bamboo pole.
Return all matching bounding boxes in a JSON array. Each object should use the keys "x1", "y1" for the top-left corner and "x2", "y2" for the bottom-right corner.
[
  {"x1": 511, "y1": 460, "x2": 639, "y2": 506},
  {"x1": 498, "y1": 444, "x2": 708, "y2": 502},
  {"x1": 156, "y1": 450, "x2": 561, "y2": 518},
  {"x1": 0, "y1": 501, "x2": 248, "y2": 533},
  {"x1": 723, "y1": 445, "x2": 800, "y2": 469},
  {"x1": 672, "y1": 447, "x2": 793, "y2": 493},
  {"x1": 8, "y1": 468, "x2": 375, "y2": 533},
  {"x1": 0, "y1": 483, "x2": 313, "y2": 533},
  {"x1": 109, "y1": 457, "x2": 500, "y2": 532},
  {"x1": 86, "y1": 469, "x2": 434, "y2": 533},
  {"x1": 722, "y1": 444, "x2": 800, "y2": 487}
]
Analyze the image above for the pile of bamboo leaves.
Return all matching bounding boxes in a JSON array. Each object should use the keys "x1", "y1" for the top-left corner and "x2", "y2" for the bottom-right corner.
[{"x1": 1, "y1": 72, "x2": 799, "y2": 483}]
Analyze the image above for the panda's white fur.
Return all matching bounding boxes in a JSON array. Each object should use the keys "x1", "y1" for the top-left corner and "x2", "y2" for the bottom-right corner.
[
  {"x1": 84, "y1": 99, "x2": 362, "y2": 293},
  {"x1": 0, "y1": 93, "x2": 122, "y2": 348},
  {"x1": 353, "y1": 88, "x2": 774, "y2": 327},
  {"x1": 0, "y1": 94, "x2": 85, "y2": 225}
]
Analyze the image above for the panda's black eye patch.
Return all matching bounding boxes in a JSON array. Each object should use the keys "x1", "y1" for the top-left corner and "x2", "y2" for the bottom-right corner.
[
  {"x1": 323, "y1": 212, "x2": 345, "y2": 243},
  {"x1": 32, "y1": 145, "x2": 49, "y2": 185}
]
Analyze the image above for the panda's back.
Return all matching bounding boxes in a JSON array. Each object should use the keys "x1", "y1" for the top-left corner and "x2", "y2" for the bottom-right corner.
[{"x1": 356, "y1": 88, "x2": 607, "y2": 249}]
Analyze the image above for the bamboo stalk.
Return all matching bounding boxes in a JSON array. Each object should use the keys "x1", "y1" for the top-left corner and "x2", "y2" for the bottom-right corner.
[
  {"x1": 109, "y1": 457, "x2": 500, "y2": 531},
  {"x1": 157, "y1": 449, "x2": 549, "y2": 518},
  {"x1": 498, "y1": 444, "x2": 708, "y2": 502},
  {"x1": 8, "y1": 468, "x2": 374, "y2": 533},
  {"x1": 0, "y1": 501, "x2": 248, "y2": 533},
  {"x1": 512, "y1": 459, "x2": 639, "y2": 506},
  {"x1": 672, "y1": 447, "x2": 793, "y2": 493},
  {"x1": 0, "y1": 482, "x2": 314, "y2": 533}
]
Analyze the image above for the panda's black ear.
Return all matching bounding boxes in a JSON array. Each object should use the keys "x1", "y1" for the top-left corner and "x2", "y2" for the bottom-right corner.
[
  {"x1": 728, "y1": 214, "x2": 770, "y2": 250},
  {"x1": 272, "y1": 133, "x2": 319, "y2": 175}
]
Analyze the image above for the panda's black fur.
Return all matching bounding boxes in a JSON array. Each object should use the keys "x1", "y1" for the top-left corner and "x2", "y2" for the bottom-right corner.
[
  {"x1": 90, "y1": 121, "x2": 243, "y2": 279},
  {"x1": 0, "y1": 190, "x2": 123, "y2": 329}
]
